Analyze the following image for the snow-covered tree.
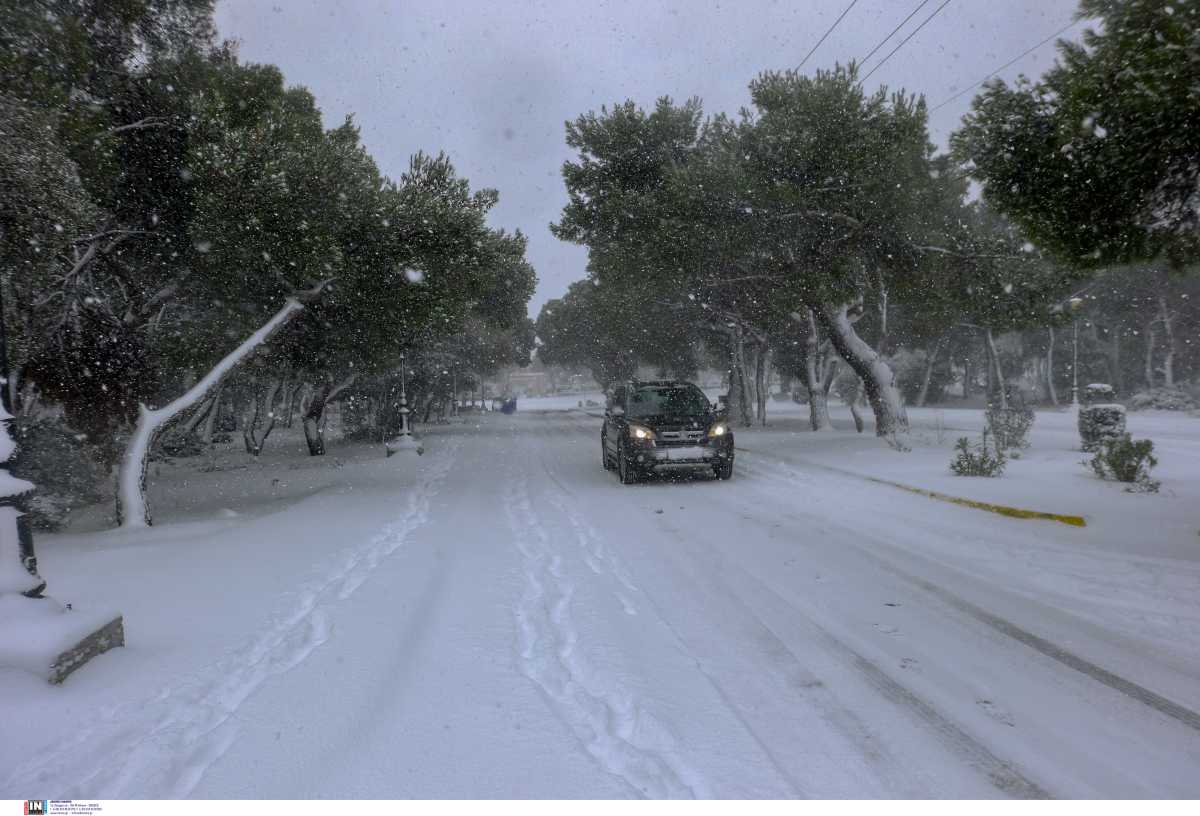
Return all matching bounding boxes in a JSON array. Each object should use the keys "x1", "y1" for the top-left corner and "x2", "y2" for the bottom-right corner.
[{"x1": 953, "y1": 0, "x2": 1200, "y2": 269}]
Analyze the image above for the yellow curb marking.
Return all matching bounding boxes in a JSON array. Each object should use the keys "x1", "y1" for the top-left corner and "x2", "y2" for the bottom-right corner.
[
  {"x1": 736, "y1": 444, "x2": 1087, "y2": 528},
  {"x1": 862, "y1": 476, "x2": 1087, "y2": 527}
]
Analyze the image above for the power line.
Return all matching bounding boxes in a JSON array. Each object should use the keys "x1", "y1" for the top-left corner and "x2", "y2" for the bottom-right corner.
[
  {"x1": 796, "y1": 0, "x2": 861, "y2": 71},
  {"x1": 929, "y1": 19, "x2": 1081, "y2": 112},
  {"x1": 859, "y1": 0, "x2": 931, "y2": 68},
  {"x1": 859, "y1": 0, "x2": 953, "y2": 85}
]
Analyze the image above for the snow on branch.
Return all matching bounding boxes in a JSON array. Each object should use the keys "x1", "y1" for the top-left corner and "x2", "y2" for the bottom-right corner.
[
  {"x1": 103, "y1": 117, "x2": 183, "y2": 136},
  {"x1": 117, "y1": 287, "x2": 328, "y2": 528}
]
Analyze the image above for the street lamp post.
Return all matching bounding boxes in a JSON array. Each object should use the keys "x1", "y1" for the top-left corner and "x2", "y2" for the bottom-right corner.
[
  {"x1": 1069, "y1": 297, "x2": 1083, "y2": 414},
  {"x1": 386, "y1": 353, "x2": 423, "y2": 457}
]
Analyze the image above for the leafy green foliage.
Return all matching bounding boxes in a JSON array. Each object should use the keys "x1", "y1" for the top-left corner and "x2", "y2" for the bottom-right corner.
[
  {"x1": 1089, "y1": 433, "x2": 1159, "y2": 492},
  {"x1": 986, "y1": 405, "x2": 1035, "y2": 450},
  {"x1": 536, "y1": 281, "x2": 637, "y2": 389},
  {"x1": 950, "y1": 431, "x2": 1007, "y2": 477},
  {"x1": 2, "y1": 0, "x2": 538, "y2": 472},
  {"x1": 1078, "y1": 403, "x2": 1126, "y2": 452},
  {"x1": 9, "y1": 418, "x2": 109, "y2": 529},
  {"x1": 953, "y1": 0, "x2": 1200, "y2": 268}
]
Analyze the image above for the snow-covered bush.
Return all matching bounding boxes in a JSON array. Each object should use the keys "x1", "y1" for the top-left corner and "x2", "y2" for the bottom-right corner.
[
  {"x1": 950, "y1": 431, "x2": 1006, "y2": 477},
  {"x1": 1088, "y1": 434, "x2": 1159, "y2": 492},
  {"x1": 1078, "y1": 404, "x2": 1126, "y2": 452},
  {"x1": 1129, "y1": 387, "x2": 1197, "y2": 412},
  {"x1": 8, "y1": 418, "x2": 108, "y2": 530},
  {"x1": 986, "y1": 405, "x2": 1034, "y2": 450},
  {"x1": 1084, "y1": 383, "x2": 1116, "y2": 405}
]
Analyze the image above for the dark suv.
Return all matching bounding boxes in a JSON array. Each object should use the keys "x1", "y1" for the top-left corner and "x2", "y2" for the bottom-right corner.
[{"x1": 601, "y1": 380, "x2": 734, "y2": 483}]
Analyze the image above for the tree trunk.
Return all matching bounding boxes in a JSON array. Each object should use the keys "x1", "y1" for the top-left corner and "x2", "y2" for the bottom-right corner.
[
  {"x1": 755, "y1": 343, "x2": 771, "y2": 426},
  {"x1": 243, "y1": 378, "x2": 282, "y2": 456},
  {"x1": 303, "y1": 373, "x2": 356, "y2": 456},
  {"x1": 916, "y1": 333, "x2": 948, "y2": 408},
  {"x1": 1045, "y1": 326, "x2": 1058, "y2": 407},
  {"x1": 875, "y1": 273, "x2": 890, "y2": 353},
  {"x1": 802, "y1": 351, "x2": 827, "y2": 432},
  {"x1": 281, "y1": 381, "x2": 302, "y2": 428},
  {"x1": 179, "y1": 395, "x2": 215, "y2": 437},
  {"x1": 985, "y1": 329, "x2": 1008, "y2": 409},
  {"x1": 1158, "y1": 295, "x2": 1175, "y2": 388},
  {"x1": 200, "y1": 384, "x2": 224, "y2": 472},
  {"x1": 727, "y1": 326, "x2": 753, "y2": 426},
  {"x1": 813, "y1": 301, "x2": 907, "y2": 436},
  {"x1": 848, "y1": 382, "x2": 865, "y2": 434},
  {"x1": 1111, "y1": 329, "x2": 1123, "y2": 395},
  {"x1": 1144, "y1": 321, "x2": 1157, "y2": 389},
  {"x1": 117, "y1": 297, "x2": 307, "y2": 528},
  {"x1": 742, "y1": 340, "x2": 759, "y2": 426},
  {"x1": 809, "y1": 385, "x2": 833, "y2": 432},
  {"x1": 797, "y1": 310, "x2": 835, "y2": 432}
]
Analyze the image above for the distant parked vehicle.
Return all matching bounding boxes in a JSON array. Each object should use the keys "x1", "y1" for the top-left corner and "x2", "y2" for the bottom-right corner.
[{"x1": 601, "y1": 380, "x2": 733, "y2": 484}]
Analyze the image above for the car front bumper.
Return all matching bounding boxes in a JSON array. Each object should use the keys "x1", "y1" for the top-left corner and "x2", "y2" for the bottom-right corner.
[{"x1": 629, "y1": 441, "x2": 734, "y2": 469}]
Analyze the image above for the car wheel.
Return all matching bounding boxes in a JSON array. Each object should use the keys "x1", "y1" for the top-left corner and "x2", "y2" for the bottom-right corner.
[
  {"x1": 714, "y1": 459, "x2": 734, "y2": 480},
  {"x1": 618, "y1": 440, "x2": 639, "y2": 484},
  {"x1": 602, "y1": 435, "x2": 614, "y2": 470}
]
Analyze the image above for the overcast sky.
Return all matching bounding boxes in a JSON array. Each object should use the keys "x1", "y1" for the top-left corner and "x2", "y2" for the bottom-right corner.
[{"x1": 214, "y1": 0, "x2": 1084, "y2": 316}]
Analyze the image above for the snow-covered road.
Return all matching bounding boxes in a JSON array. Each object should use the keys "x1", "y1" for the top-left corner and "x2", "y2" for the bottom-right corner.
[{"x1": 5, "y1": 407, "x2": 1200, "y2": 798}]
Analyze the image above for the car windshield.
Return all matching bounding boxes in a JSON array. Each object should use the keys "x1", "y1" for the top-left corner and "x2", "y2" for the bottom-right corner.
[{"x1": 628, "y1": 387, "x2": 710, "y2": 419}]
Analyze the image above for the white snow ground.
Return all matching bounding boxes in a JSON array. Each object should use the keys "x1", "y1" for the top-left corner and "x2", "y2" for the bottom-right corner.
[{"x1": 2, "y1": 400, "x2": 1199, "y2": 798}]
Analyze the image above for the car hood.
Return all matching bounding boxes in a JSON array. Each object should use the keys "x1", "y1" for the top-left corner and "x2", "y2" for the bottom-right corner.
[{"x1": 628, "y1": 414, "x2": 714, "y2": 428}]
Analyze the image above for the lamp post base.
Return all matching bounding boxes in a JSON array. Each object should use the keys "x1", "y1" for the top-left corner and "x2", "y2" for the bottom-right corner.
[{"x1": 385, "y1": 434, "x2": 424, "y2": 457}]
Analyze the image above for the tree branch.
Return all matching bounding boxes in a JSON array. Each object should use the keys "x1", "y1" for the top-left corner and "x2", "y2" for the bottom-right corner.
[{"x1": 103, "y1": 117, "x2": 183, "y2": 136}]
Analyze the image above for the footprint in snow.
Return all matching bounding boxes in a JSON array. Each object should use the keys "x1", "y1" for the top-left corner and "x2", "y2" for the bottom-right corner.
[
  {"x1": 874, "y1": 623, "x2": 900, "y2": 635},
  {"x1": 899, "y1": 657, "x2": 920, "y2": 672},
  {"x1": 977, "y1": 699, "x2": 1016, "y2": 727}
]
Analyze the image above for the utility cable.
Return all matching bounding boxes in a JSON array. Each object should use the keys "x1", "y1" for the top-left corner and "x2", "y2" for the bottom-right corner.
[
  {"x1": 859, "y1": 0, "x2": 953, "y2": 85},
  {"x1": 929, "y1": 19, "x2": 1081, "y2": 112},
  {"x1": 859, "y1": 0, "x2": 931, "y2": 68},
  {"x1": 797, "y1": 0, "x2": 861, "y2": 71}
]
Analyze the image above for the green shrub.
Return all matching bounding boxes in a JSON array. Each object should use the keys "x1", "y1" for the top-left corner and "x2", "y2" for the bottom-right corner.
[
  {"x1": 950, "y1": 431, "x2": 1007, "y2": 477},
  {"x1": 986, "y1": 405, "x2": 1034, "y2": 450},
  {"x1": 1129, "y1": 387, "x2": 1196, "y2": 412},
  {"x1": 1088, "y1": 434, "x2": 1159, "y2": 492},
  {"x1": 1078, "y1": 403, "x2": 1126, "y2": 452},
  {"x1": 1083, "y1": 383, "x2": 1117, "y2": 405}
]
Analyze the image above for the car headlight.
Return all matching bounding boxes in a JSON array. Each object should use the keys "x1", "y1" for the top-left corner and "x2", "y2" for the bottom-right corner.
[
  {"x1": 628, "y1": 424, "x2": 654, "y2": 440},
  {"x1": 708, "y1": 422, "x2": 728, "y2": 438}
]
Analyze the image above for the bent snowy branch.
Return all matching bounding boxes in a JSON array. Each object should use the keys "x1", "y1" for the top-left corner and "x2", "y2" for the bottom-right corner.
[{"x1": 116, "y1": 297, "x2": 310, "y2": 528}]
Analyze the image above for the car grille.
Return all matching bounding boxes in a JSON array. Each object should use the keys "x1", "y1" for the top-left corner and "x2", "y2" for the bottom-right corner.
[{"x1": 656, "y1": 428, "x2": 705, "y2": 447}]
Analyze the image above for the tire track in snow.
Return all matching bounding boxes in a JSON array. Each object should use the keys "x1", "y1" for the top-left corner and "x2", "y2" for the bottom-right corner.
[
  {"x1": 540, "y1": 468, "x2": 641, "y2": 612},
  {"x1": 741, "y1": 452, "x2": 1200, "y2": 735},
  {"x1": 645, "y1": 502, "x2": 1050, "y2": 799},
  {"x1": 4, "y1": 446, "x2": 457, "y2": 799},
  {"x1": 504, "y1": 472, "x2": 708, "y2": 799}
]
